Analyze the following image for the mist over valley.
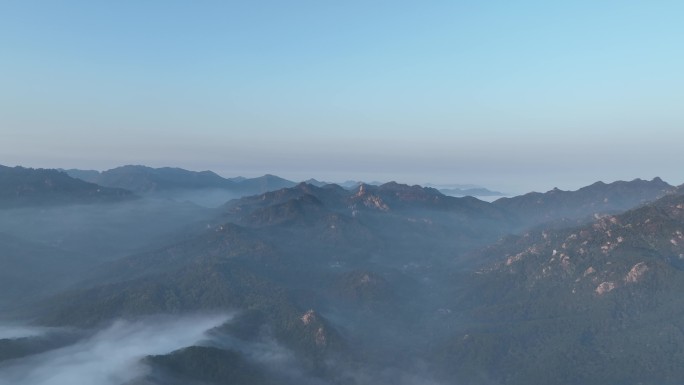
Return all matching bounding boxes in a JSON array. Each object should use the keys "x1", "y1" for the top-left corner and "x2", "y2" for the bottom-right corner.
[{"x1": 0, "y1": 165, "x2": 683, "y2": 384}]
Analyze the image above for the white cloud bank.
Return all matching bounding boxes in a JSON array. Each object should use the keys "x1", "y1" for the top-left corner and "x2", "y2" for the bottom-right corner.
[
  {"x1": 0, "y1": 313, "x2": 231, "y2": 385},
  {"x1": 0, "y1": 326, "x2": 52, "y2": 340}
]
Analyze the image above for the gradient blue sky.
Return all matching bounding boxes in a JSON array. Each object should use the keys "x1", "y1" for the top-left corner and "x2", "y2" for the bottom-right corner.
[{"x1": 1, "y1": 1, "x2": 683, "y2": 193}]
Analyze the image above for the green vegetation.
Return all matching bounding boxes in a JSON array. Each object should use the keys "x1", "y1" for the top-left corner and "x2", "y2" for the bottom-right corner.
[
  {"x1": 3, "y1": 172, "x2": 684, "y2": 385},
  {"x1": 146, "y1": 346, "x2": 276, "y2": 385},
  {"x1": 436, "y1": 194, "x2": 684, "y2": 384}
]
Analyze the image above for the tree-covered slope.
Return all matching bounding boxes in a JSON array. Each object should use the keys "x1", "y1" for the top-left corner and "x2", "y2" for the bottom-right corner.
[
  {"x1": 493, "y1": 177, "x2": 674, "y2": 228},
  {"x1": 435, "y1": 193, "x2": 684, "y2": 385}
]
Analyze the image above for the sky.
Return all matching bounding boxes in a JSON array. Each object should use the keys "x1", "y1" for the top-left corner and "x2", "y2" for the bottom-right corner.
[{"x1": 1, "y1": 0, "x2": 683, "y2": 194}]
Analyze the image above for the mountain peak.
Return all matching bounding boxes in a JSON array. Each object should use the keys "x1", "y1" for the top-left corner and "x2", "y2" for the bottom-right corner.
[{"x1": 495, "y1": 177, "x2": 675, "y2": 228}]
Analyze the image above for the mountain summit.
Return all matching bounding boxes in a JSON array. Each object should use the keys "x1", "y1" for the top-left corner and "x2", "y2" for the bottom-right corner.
[{"x1": 494, "y1": 177, "x2": 674, "y2": 227}]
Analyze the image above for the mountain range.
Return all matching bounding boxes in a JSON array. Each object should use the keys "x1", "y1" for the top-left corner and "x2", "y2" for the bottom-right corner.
[
  {"x1": 0, "y1": 164, "x2": 682, "y2": 385},
  {"x1": 61, "y1": 165, "x2": 298, "y2": 207},
  {"x1": 493, "y1": 177, "x2": 675, "y2": 228},
  {"x1": 0, "y1": 165, "x2": 133, "y2": 208}
]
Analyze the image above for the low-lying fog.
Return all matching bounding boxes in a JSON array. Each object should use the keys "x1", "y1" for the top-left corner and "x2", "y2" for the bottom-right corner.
[
  {"x1": 0, "y1": 326, "x2": 52, "y2": 340},
  {"x1": 146, "y1": 189, "x2": 243, "y2": 208},
  {"x1": 0, "y1": 311, "x2": 449, "y2": 385},
  {"x1": 0, "y1": 314, "x2": 231, "y2": 385},
  {"x1": 0, "y1": 198, "x2": 216, "y2": 260}
]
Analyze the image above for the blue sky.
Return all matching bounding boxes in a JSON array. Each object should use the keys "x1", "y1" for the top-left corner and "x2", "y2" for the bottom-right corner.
[{"x1": 1, "y1": 1, "x2": 683, "y2": 193}]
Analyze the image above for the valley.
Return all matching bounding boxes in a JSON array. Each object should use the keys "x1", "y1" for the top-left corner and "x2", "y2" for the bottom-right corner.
[{"x1": 1, "y1": 165, "x2": 682, "y2": 384}]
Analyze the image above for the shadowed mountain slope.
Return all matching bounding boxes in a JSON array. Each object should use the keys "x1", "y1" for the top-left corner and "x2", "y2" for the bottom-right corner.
[
  {"x1": 493, "y1": 177, "x2": 674, "y2": 228},
  {"x1": 436, "y1": 193, "x2": 684, "y2": 385},
  {"x1": 65, "y1": 165, "x2": 296, "y2": 197},
  {"x1": 0, "y1": 165, "x2": 134, "y2": 208}
]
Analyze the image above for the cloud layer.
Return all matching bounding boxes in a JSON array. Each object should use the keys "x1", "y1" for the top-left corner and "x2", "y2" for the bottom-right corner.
[{"x1": 0, "y1": 314, "x2": 231, "y2": 385}]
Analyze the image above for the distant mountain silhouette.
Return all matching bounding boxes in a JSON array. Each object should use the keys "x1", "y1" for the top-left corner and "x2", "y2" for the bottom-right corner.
[
  {"x1": 231, "y1": 173, "x2": 297, "y2": 194},
  {"x1": 438, "y1": 186, "x2": 504, "y2": 197},
  {"x1": 303, "y1": 178, "x2": 331, "y2": 187},
  {"x1": 493, "y1": 177, "x2": 674, "y2": 228},
  {"x1": 424, "y1": 183, "x2": 505, "y2": 197},
  {"x1": 69, "y1": 165, "x2": 236, "y2": 193},
  {"x1": 0, "y1": 165, "x2": 134, "y2": 208},
  {"x1": 59, "y1": 168, "x2": 100, "y2": 183},
  {"x1": 65, "y1": 165, "x2": 297, "y2": 200}
]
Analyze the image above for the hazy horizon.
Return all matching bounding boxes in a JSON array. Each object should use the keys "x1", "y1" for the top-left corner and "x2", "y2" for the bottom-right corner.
[
  {"x1": 2, "y1": 1, "x2": 683, "y2": 194},
  {"x1": 0, "y1": 161, "x2": 676, "y2": 197}
]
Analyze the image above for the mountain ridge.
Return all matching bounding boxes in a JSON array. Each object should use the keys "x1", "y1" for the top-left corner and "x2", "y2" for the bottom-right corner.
[
  {"x1": 0, "y1": 165, "x2": 135, "y2": 208},
  {"x1": 493, "y1": 177, "x2": 674, "y2": 229},
  {"x1": 4, "y1": 166, "x2": 684, "y2": 385},
  {"x1": 436, "y1": 192, "x2": 684, "y2": 385},
  {"x1": 64, "y1": 165, "x2": 297, "y2": 195}
]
